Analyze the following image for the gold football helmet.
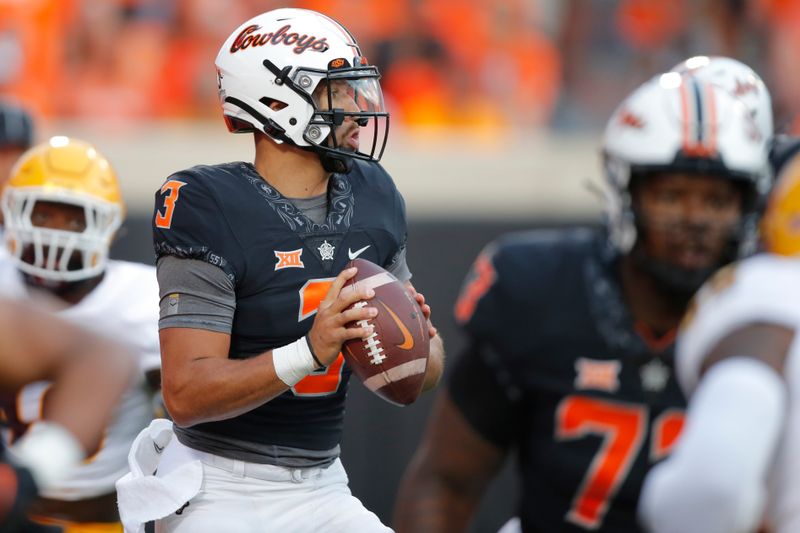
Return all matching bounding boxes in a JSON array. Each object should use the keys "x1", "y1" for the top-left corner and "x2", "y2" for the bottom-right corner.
[
  {"x1": 1, "y1": 136, "x2": 124, "y2": 281},
  {"x1": 762, "y1": 151, "x2": 800, "y2": 255}
]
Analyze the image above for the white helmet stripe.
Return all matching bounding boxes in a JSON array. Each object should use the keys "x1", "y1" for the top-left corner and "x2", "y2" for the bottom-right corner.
[
  {"x1": 691, "y1": 78, "x2": 704, "y2": 145},
  {"x1": 679, "y1": 78, "x2": 696, "y2": 152},
  {"x1": 680, "y1": 77, "x2": 718, "y2": 157},
  {"x1": 703, "y1": 82, "x2": 718, "y2": 155}
]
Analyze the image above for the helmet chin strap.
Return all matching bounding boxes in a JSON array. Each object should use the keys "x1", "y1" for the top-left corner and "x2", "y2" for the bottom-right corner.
[
  {"x1": 317, "y1": 149, "x2": 353, "y2": 174},
  {"x1": 631, "y1": 247, "x2": 715, "y2": 300}
]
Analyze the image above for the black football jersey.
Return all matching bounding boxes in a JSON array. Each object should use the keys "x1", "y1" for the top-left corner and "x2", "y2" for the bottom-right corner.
[
  {"x1": 770, "y1": 134, "x2": 800, "y2": 177},
  {"x1": 450, "y1": 228, "x2": 686, "y2": 532},
  {"x1": 152, "y1": 160, "x2": 407, "y2": 452}
]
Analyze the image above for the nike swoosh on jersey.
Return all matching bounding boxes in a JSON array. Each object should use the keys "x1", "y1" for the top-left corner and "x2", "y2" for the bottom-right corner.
[
  {"x1": 379, "y1": 301, "x2": 415, "y2": 350},
  {"x1": 348, "y1": 245, "x2": 371, "y2": 260}
]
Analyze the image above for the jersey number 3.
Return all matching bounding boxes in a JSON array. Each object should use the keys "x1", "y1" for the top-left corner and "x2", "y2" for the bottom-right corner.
[
  {"x1": 293, "y1": 279, "x2": 345, "y2": 397},
  {"x1": 155, "y1": 180, "x2": 187, "y2": 229}
]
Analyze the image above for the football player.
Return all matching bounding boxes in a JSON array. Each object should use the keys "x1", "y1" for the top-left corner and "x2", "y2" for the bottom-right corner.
[
  {"x1": 128, "y1": 8, "x2": 443, "y2": 533},
  {"x1": 394, "y1": 73, "x2": 771, "y2": 532},
  {"x1": 1, "y1": 296, "x2": 136, "y2": 532},
  {"x1": 0, "y1": 136, "x2": 161, "y2": 531},
  {"x1": 638, "y1": 151, "x2": 800, "y2": 533}
]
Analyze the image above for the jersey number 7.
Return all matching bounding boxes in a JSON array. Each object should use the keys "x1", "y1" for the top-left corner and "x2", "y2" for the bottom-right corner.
[{"x1": 292, "y1": 278, "x2": 345, "y2": 397}]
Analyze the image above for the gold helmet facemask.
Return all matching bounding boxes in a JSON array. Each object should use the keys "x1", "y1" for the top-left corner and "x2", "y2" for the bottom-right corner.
[{"x1": 1, "y1": 136, "x2": 124, "y2": 282}]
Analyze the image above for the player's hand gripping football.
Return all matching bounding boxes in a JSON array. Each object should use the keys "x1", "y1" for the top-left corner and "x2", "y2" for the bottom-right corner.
[
  {"x1": 405, "y1": 283, "x2": 437, "y2": 338},
  {"x1": 307, "y1": 267, "x2": 377, "y2": 366}
]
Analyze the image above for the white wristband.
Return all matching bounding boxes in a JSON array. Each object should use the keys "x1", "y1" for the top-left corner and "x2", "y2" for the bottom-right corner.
[
  {"x1": 272, "y1": 336, "x2": 317, "y2": 386},
  {"x1": 9, "y1": 421, "x2": 84, "y2": 490}
]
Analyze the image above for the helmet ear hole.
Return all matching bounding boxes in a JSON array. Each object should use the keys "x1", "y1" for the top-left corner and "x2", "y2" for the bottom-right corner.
[{"x1": 259, "y1": 97, "x2": 288, "y2": 111}]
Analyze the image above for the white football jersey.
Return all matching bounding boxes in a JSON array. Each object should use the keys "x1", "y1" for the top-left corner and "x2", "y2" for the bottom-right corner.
[
  {"x1": 677, "y1": 253, "x2": 800, "y2": 532},
  {"x1": 0, "y1": 258, "x2": 160, "y2": 500}
]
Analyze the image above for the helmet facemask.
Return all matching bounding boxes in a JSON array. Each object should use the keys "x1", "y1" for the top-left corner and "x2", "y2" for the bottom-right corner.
[
  {"x1": 2, "y1": 188, "x2": 122, "y2": 283},
  {"x1": 258, "y1": 59, "x2": 389, "y2": 173},
  {"x1": 625, "y1": 169, "x2": 756, "y2": 297}
]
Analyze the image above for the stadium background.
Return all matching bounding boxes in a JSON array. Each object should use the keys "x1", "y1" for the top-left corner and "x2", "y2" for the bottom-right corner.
[{"x1": 2, "y1": 0, "x2": 795, "y2": 530}]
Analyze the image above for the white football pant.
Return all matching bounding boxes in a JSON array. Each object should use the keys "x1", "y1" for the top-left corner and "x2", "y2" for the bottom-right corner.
[{"x1": 155, "y1": 439, "x2": 392, "y2": 533}]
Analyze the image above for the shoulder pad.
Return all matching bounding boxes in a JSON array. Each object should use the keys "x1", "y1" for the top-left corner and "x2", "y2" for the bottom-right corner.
[
  {"x1": 152, "y1": 167, "x2": 241, "y2": 283},
  {"x1": 454, "y1": 227, "x2": 598, "y2": 336}
]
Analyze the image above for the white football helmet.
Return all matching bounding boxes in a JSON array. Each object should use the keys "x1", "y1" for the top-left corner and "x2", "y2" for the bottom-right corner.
[
  {"x1": 2, "y1": 136, "x2": 124, "y2": 283},
  {"x1": 603, "y1": 73, "x2": 770, "y2": 255},
  {"x1": 671, "y1": 56, "x2": 773, "y2": 146},
  {"x1": 215, "y1": 8, "x2": 388, "y2": 173}
]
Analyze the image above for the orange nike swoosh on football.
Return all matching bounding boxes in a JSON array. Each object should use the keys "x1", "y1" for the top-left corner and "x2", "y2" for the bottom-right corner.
[{"x1": 378, "y1": 301, "x2": 415, "y2": 350}]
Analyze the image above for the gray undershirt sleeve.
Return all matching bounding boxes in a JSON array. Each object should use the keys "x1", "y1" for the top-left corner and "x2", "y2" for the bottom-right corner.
[
  {"x1": 386, "y1": 245, "x2": 412, "y2": 283},
  {"x1": 157, "y1": 256, "x2": 236, "y2": 333}
]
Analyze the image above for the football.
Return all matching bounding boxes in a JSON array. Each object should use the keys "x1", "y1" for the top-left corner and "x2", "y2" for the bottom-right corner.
[{"x1": 342, "y1": 258, "x2": 430, "y2": 406}]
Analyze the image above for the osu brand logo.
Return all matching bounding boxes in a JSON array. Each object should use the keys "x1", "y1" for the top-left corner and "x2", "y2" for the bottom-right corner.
[
  {"x1": 618, "y1": 108, "x2": 645, "y2": 129},
  {"x1": 230, "y1": 24, "x2": 329, "y2": 55},
  {"x1": 734, "y1": 78, "x2": 758, "y2": 97},
  {"x1": 275, "y1": 249, "x2": 305, "y2": 270}
]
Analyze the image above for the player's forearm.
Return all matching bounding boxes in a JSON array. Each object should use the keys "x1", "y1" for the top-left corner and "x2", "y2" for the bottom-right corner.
[
  {"x1": 639, "y1": 357, "x2": 785, "y2": 533},
  {"x1": 47, "y1": 335, "x2": 137, "y2": 452},
  {"x1": 394, "y1": 472, "x2": 477, "y2": 533},
  {"x1": 163, "y1": 351, "x2": 290, "y2": 427},
  {"x1": 422, "y1": 333, "x2": 445, "y2": 392}
]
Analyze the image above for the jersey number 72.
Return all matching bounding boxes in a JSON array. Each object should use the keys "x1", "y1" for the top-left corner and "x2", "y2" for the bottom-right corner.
[{"x1": 556, "y1": 396, "x2": 685, "y2": 529}]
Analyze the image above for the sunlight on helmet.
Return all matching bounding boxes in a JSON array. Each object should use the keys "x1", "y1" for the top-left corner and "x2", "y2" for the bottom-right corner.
[
  {"x1": 658, "y1": 72, "x2": 683, "y2": 90},
  {"x1": 49, "y1": 135, "x2": 70, "y2": 148},
  {"x1": 683, "y1": 56, "x2": 710, "y2": 70}
]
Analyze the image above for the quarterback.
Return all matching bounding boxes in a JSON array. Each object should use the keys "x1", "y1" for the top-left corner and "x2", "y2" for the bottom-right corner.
[{"x1": 118, "y1": 8, "x2": 443, "y2": 533}]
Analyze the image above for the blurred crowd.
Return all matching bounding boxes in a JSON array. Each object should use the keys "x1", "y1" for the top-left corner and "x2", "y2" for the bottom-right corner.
[{"x1": 2, "y1": 0, "x2": 799, "y2": 132}]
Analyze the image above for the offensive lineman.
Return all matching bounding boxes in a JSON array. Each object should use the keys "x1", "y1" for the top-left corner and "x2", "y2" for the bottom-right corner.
[{"x1": 394, "y1": 72, "x2": 771, "y2": 532}]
